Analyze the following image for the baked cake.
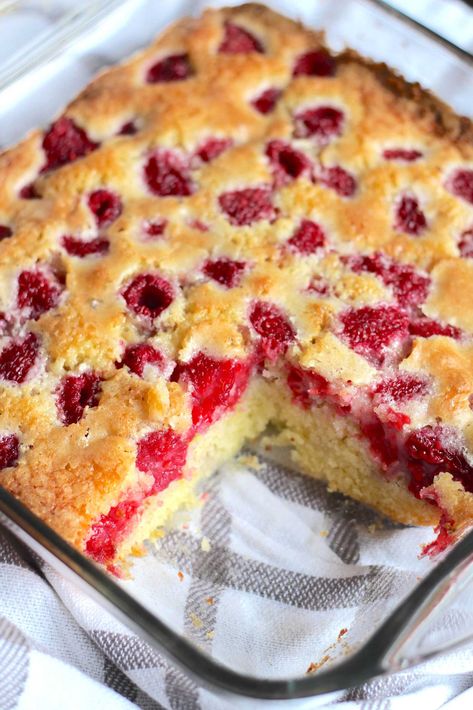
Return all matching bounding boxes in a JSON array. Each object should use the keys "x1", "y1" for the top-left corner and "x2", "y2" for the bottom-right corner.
[{"x1": 1, "y1": 4, "x2": 472, "y2": 569}]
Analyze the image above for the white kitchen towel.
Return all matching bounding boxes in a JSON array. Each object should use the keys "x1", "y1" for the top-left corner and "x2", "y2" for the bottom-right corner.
[
  {"x1": 1, "y1": 1, "x2": 473, "y2": 709},
  {"x1": 2, "y1": 454, "x2": 473, "y2": 710}
]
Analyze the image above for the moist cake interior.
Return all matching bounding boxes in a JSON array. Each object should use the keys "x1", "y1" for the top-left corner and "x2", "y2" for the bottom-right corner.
[{"x1": 0, "y1": 4, "x2": 473, "y2": 569}]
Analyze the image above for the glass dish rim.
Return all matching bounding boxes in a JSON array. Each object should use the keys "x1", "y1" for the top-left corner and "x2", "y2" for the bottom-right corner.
[
  {"x1": 2, "y1": 484, "x2": 473, "y2": 700},
  {"x1": 0, "y1": 0, "x2": 472, "y2": 700}
]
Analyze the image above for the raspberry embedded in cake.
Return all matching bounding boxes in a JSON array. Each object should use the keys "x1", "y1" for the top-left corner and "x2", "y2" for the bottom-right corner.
[
  {"x1": 395, "y1": 195, "x2": 427, "y2": 236},
  {"x1": 188, "y1": 219, "x2": 208, "y2": 232},
  {"x1": 249, "y1": 301, "x2": 295, "y2": 361},
  {"x1": 319, "y1": 166, "x2": 357, "y2": 197},
  {"x1": 118, "y1": 121, "x2": 138, "y2": 136},
  {"x1": 360, "y1": 416, "x2": 398, "y2": 470},
  {"x1": 57, "y1": 372, "x2": 102, "y2": 426},
  {"x1": 447, "y1": 169, "x2": 473, "y2": 205},
  {"x1": 19, "y1": 183, "x2": 40, "y2": 200},
  {"x1": 372, "y1": 373, "x2": 429, "y2": 404},
  {"x1": 117, "y1": 343, "x2": 164, "y2": 377},
  {"x1": 42, "y1": 117, "x2": 98, "y2": 172},
  {"x1": 345, "y1": 252, "x2": 430, "y2": 306},
  {"x1": 266, "y1": 140, "x2": 310, "y2": 185},
  {"x1": 404, "y1": 425, "x2": 473, "y2": 496},
  {"x1": 0, "y1": 225, "x2": 12, "y2": 240},
  {"x1": 459, "y1": 228, "x2": 473, "y2": 258},
  {"x1": 146, "y1": 54, "x2": 193, "y2": 83},
  {"x1": 219, "y1": 22, "x2": 263, "y2": 53},
  {"x1": 86, "y1": 498, "x2": 141, "y2": 565},
  {"x1": 409, "y1": 316, "x2": 462, "y2": 340},
  {"x1": 172, "y1": 352, "x2": 251, "y2": 429},
  {"x1": 17, "y1": 269, "x2": 62, "y2": 320},
  {"x1": 195, "y1": 138, "x2": 232, "y2": 163},
  {"x1": 0, "y1": 333, "x2": 39, "y2": 383},
  {"x1": 383, "y1": 148, "x2": 423, "y2": 161},
  {"x1": 287, "y1": 219, "x2": 325, "y2": 255},
  {"x1": 287, "y1": 364, "x2": 330, "y2": 409},
  {"x1": 0, "y1": 434, "x2": 19, "y2": 470},
  {"x1": 293, "y1": 49, "x2": 336, "y2": 77},
  {"x1": 144, "y1": 151, "x2": 194, "y2": 197},
  {"x1": 121, "y1": 273, "x2": 174, "y2": 321},
  {"x1": 88, "y1": 190, "x2": 122, "y2": 228},
  {"x1": 294, "y1": 106, "x2": 344, "y2": 141},
  {"x1": 62, "y1": 235, "x2": 110, "y2": 257},
  {"x1": 143, "y1": 219, "x2": 167, "y2": 240},
  {"x1": 137, "y1": 428, "x2": 189, "y2": 492},
  {"x1": 339, "y1": 305, "x2": 409, "y2": 365},
  {"x1": 251, "y1": 88, "x2": 281, "y2": 114},
  {"x1": 203, "y1": 257, "x2": 246, "y2": 288},
  {"x1": 219, "y1": 187, "x2": 275, "y2": 226}
]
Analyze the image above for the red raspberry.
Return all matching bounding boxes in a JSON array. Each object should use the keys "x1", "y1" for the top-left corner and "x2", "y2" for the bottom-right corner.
[
  {"x1": 143, "y1": 219, "x2": 167, "y2": 239},
  {"x1": 249, "y1": 301, "x2": 295, "y2": 360},
  {"x1": 294, "y1": 106, "x2": 344, "y2": 141},
  {"x1": 86, "y1": 498, "x2": 140, "y2": 564},
  {"x1": 203, "y1": 258, "x2": 246, "y2": 288},
  {"x1": 146, "y1": 54, "x2": 193, "y2": 83},
  {"x1": 17, "y1": 270, "x2": 62, "y2": 320},
  {"x1": 458, "y1": 228, "x2": 473, "y2": 258},
  {"x1": 219, "y1": 187, "x2": 275, "y2": 226},
  {"x1": 121, "y1": 273, "x2": 174, "y2": 320},
  {"x1": 395, "y1": 195, "x2": 427, "y2": 236},
  {"x1": 57, "y1": 372, "x2": 101, "y2": 426},
  {"x1": 219, "y1": 22, "x2": 263, "y2": 53},
  {"x1": 62, "y1": 235, "x2": 109, "y2": 257},
  {"x1": 293, "y1": 50, "x2": 336, "y2": 77},
  {"x1": 144, "y1": 151, "x2": 194, "y2": 197},
  {"x1": 0, "y1": 226, "x2": 12, "y2": 240},
  {"x1": 195, "y1": 138, "x2": 232, "y2": 163},
  {"x1": 251, "y1": 88, "x2": 281, "y2": 114},
  {"x1": 339, "y1": 305, "x2": 409, "y2": 365},
  {"x1": 319, "y1": 166, "x2": 356, "y2": 197},
  {"x1": 287, "y1": 219, "x2": 325, "y2": 255},
  {"x1": 117, "y1": 343, "x2": 164, "y2": 377},
  {"x1": 0, "y1": 434, "x2": 19, "y2": 470},
  {"x1": 373, "y1": 373, "x2": 429, "y2": 403},
  {"x1": 265, "y1": 140, "x2": 310, "y2": 186},
  {"x1": 118, "y1": 121, "x2": 137, "y2": 135},
  {"x1": 42, "y1": 117, "x2": 98, "y2": 172},
  {"x1": 383, "y1": 148, "x2": 422, "y2": 161},
  {"x1": 409, "y1": 317, "x2": 461, "y2": 340},
  {"x1": 88, "y1": 190, "x2": 122, "y2": 228},
  {"x1": 0, "y1": 313, "x2": 8, "y2": 336},
  {"x1": 19, "y1": 183, "x2": 40, "y2": 199},
  {"x1": 0, "y1": 333, "x2": 39, "y2": 383},
  {"x1": 136, "y1": 428, "x2": 188, "y2": 492},
  {"x1": 286, "y1": 364, "x2": 330, "y2": 409},
  {"x1": 172, "y1": 352, "x2": 251, "y2": 430},
  {"x1": 188, "y1": 219, "x2": 208, "y2": 232},
  {"x1": 360, "y1": 416, "x2": 397, "y2": 469},
  {"x1": 345, "y1": 252, "x2": 430, "y2": 306},
  {"x1": 447, "y1": 169, "x2": 473, "y2": 205},
  {"x1": 404, "y1": 425, "x2": 473, "y2": 496}
]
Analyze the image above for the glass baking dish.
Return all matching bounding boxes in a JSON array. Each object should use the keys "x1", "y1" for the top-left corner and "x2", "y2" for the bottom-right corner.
[{"x1": 1, "y1": 0, "x2": 472, "y2": 704}]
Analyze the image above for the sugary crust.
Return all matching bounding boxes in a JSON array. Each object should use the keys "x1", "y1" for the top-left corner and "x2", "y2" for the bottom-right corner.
[{"x1": 1, "y1": 3, "x2": 472, "y2": 553}]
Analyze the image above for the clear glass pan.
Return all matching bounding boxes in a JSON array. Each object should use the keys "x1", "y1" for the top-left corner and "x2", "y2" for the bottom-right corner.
[{"x1": 0, "y1": 0, "x2": 472, "y2": 702}]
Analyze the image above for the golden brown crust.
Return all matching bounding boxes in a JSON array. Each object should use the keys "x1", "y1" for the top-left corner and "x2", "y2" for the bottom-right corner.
[{"x1": 0, "y1": 3, "x2": 472, "y2": 554}]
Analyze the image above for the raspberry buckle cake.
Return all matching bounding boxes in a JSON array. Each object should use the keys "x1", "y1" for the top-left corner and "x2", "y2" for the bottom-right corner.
[{"x1": 1, "y1": 4, "x2": 472, "y2": 569}]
